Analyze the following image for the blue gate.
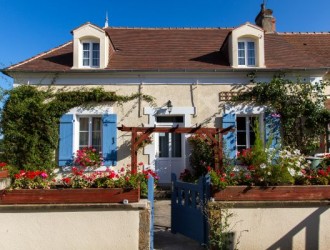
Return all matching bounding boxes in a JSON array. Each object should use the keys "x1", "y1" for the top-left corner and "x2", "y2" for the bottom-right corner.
[{"x1": 171, "y1": 173, "x2": 210, "y2": 245}]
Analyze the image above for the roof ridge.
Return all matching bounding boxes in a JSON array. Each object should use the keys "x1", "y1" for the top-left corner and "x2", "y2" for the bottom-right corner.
[
  {"x1": 105, "y1": 27, "x2": 234, "y2": 30},
  {"x1": 278, "y1": 31, "x2": 330, "y2": 35},
  {"x1": 7, "y1": 41, "x2": 73, "y2": 70}
]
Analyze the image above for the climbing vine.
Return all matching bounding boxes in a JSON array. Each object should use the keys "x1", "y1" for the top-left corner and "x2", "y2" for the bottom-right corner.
[
  {"x1": 234, "y1": 75, "x2": 330, "y2": 154},
  {"x1": 1, "y1": 85, "x2": 154, "y2": 171}
]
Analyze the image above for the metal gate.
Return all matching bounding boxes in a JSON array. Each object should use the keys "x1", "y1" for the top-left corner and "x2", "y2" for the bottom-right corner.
[{"x1": 171, "y1": 173, "x2": 210, "y2": 245}]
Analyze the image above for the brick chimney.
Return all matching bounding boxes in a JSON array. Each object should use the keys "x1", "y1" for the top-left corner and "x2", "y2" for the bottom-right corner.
[{"x1": 255, "y1": 4, "x2": 276, "y2": 33}]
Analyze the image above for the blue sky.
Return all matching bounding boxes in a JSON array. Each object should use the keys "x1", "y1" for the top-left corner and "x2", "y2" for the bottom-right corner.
[{"x1": 1, "y1": 0, "x2": 330, "y2": 89}]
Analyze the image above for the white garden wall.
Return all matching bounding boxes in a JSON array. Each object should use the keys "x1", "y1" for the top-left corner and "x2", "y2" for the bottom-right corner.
[
  {"x1": 210, "y1": 201, "x2": 330, "y2": 250},
  {"x1": 0, "y1": 201, "x2": 150, "y2": 250}
]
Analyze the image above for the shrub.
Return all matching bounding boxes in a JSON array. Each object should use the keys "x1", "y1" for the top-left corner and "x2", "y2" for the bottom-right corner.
[{"x1": 188, "y1": 134, "x2": 214, "y2": 179}]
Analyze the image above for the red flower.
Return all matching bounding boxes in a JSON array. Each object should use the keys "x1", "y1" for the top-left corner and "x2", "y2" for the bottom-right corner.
[
  {"x1": 248, "y1": 165, "x2": 255, "y2": 171},
  {"x1": 206, "y1": 166, "x2": 212, "y2": 172},
  {"x1": 318, "y1": 169, "x2": 327, "y2": 177},
  {"x1": 230, "y1": 172, "x2": 235, "y2": 177},
  {"x1": 62, "y1": 177, "x2": 71, "y2": 184}
]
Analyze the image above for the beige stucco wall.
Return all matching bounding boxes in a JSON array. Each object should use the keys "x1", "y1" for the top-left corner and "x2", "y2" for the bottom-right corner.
[
  {"x1": 210, "y1": 202, "x2": 330, "y2": 250},
  {"x1": 0, "y1": 202, "x2": 150, "y2": 250}
]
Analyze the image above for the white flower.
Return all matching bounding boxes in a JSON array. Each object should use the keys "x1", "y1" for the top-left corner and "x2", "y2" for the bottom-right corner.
[
  {"x1": 260, "y1": 163, "x2": 267, "y2": 169},
  {"x1": 267, "y1": 171, "x2": 271, "y2": 176},
  {"x1": 293, "y1": 149, "x2": 301, "y2": 155},
  {"x1": 288, "y1": 167, "x2": 296, "y2": 177}
]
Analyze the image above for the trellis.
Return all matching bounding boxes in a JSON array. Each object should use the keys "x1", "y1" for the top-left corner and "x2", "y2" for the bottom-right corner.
[{"x1": 118, "y1": 125, "x2": 234, "y2": 173}]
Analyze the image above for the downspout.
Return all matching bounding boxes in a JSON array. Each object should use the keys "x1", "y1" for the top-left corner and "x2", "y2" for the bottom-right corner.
[
  {"x1": 190, "y1": 79, "x2": 199, "y2": 117},
  {"x1": 138, "y1": 80, "x2": 143, "y2": 118}
]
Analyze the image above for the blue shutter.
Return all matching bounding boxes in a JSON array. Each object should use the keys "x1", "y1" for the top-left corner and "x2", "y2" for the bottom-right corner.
[
  {"x1": 222, "y1": 113, "x2": 236, "y2": 159},
  {"x1": 265, "y1": 112, "x2": 281, "y2": 149},
  {"x1": 102, "y1": 114, "x2": 117, "y2": 166},
  {"x1": 59, "y1": 114, "x2": 74, "y2": 166}
]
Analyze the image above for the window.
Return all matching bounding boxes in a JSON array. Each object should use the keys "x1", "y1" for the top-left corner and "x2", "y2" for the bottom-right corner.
[
  {"x1": 238, "y1": 40, "x2": 255, "y2": 66},
  {"x1": 79, "y1": 117, "x2": 102, "y2": 151},
  {"x1": 236, "y1": 116, "x2": 258, "y2": 151},
  {"x1": 82, "y1": 42, "x2": 100, "y2": 67}
]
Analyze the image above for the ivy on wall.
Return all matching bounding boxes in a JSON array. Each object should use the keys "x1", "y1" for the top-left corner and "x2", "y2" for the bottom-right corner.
[
  {"x1": 234, "y1": 75, "x2": 330, "y2": 154},
  {"x1": 1, "y1": 85, "x2": 154, "y2": 171}
]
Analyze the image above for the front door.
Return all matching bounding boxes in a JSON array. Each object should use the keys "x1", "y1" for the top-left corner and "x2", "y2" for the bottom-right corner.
[{"x1": 155, "y1": 116, "x2": 185, "y2": 184}]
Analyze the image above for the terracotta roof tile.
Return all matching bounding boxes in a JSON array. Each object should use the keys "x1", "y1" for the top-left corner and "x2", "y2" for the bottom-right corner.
[{"x1": 4, "y1": 28, "x2": 330, "y2": 73}]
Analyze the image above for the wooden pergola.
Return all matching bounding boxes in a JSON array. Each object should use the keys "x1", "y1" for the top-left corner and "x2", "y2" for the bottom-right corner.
[{"x1": 118, "y1": 125, "x2": 234, "y2": 173}]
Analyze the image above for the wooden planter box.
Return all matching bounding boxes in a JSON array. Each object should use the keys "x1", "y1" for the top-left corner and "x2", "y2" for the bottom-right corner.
[
  {"x1": 0, "y1": 188, "x2": 140, "y2": 204},
  {"x1": 212, "y1": 185, "x2": 330, "y2": 201},
  {"x1": 0, "y1": 170, "x2": 9, "y2": 178}
]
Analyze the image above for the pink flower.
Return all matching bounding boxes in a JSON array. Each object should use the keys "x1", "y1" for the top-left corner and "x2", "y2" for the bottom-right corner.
[{"x1": 40, "y1": 172, "x2": 48, "y2": 179}]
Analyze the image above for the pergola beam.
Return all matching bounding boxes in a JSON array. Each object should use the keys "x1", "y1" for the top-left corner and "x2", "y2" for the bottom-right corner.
[{"x1": 118, "y1": 125, "x2": 234, "y2": 173}]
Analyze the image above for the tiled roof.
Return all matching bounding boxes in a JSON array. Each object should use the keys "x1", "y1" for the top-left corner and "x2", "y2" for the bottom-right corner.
[{"x1": 4, "y1": 28, "x2": 330, "y2": 73}]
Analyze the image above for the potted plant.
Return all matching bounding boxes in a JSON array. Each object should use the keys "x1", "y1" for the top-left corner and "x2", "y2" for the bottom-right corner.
[
  {"x1": 209, "y1": 146, "x2": 330, "y2": 201},
  {"x1": 0, "y1": 148, "x2": 159, "y2": 204}
]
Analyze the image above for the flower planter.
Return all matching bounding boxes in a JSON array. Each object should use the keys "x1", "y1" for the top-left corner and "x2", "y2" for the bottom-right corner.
[
  {"x1": 0, "y1": 188, "x2": 140, "y2": 204},
  {"x1": 0, "y1": 170, "x2": 9, "y2": 178},
  {"x1": 212, "y1": 185, "x2": 330, "y2": 201}
]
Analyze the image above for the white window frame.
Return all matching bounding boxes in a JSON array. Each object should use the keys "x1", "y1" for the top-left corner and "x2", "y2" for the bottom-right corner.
[
  {"x1": 237, "y1": 39, "x2": 256, "y2": 67},
  {"x1": 81, "y1": 40, "x2": 100, "y2": 68},
  {"x1": 78, "y1": 116, "x2": 102, "y2": 151}
]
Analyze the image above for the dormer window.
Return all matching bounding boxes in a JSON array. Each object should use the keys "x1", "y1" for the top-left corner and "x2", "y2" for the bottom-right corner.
[
  {"x1": 82, "y1": 42, "x2": 100, "y2": 67},
  {"x1": 229, "y1": 23, "x2": 265, "y2": 68},
  {"x1": 238, "y1": 40, "x2": 255, "y2": 66},
  {"x1": 72, "y1": 23, "x2": 111, "y2": 69}
]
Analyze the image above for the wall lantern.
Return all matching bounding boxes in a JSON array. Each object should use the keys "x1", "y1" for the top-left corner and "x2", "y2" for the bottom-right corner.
[{"x1": 167, "y1": 100, "x2": 173, "y2": 114}]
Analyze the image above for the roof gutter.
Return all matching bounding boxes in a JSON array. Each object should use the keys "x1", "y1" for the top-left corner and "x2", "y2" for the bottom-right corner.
[{"x1": 2, "y1": 67, "x2": 330, "y2": 76}]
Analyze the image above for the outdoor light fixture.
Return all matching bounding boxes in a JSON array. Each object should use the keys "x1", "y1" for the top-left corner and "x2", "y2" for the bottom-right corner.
[{"x1": 167, "y1": 100, "x2": 173, "y2": 114}]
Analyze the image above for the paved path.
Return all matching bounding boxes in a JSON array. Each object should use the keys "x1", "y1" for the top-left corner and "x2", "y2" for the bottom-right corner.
[{"x1": 154, "y1": 200, "x2": 205, "y2": 250}]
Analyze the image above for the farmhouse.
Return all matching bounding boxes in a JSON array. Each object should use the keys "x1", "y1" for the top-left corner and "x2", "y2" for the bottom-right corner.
[{"x1": 3, "y1": 4, "x2": 330, "y2": 184}]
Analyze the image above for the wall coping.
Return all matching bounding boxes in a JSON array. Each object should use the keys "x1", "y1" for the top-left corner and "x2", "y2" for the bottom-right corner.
[
  {"x1": 209, "y1": 200, "x2": 330, "y2": 208},
  {"x1": 0, "y1": 199, "x2": 150, "y2": 212}
]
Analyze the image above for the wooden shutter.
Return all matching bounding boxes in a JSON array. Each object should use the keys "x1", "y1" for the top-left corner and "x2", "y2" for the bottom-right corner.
[
  {"x1": 222, "y1": 113, "x2": 237, "y2": 159},
  {"x1": 264, "y1": 112, "x2": 281, "y2": 149},
  {"x1": 102, "y1": 114, "x2": 117, "y2": 166},
  {"x1": 59, "y1": 114, "x2": 74, "y2": 166}
]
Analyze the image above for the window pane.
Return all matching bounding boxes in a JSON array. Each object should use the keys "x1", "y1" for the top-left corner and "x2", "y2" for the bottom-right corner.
[
  {"x1": 159, "y1": 133, "x2": 169, "y2": 157},
  {"x1": 92, "y1": 132, "x2": 101, "y2": 150},
  {"x1": 156, "y1": 116, "x2": 184, "y2": 123},
  {"x1": 237, "y1": 132, "x2": 246, "y2": 146},
  {"x1": 238, "y1": 42, "x2": 245, "y2": 49},
  {"x1": 79, "y1": 132, "x2": 89, "y2": 148},
  {"x1": 236, "y1": 117, "x2": 246, "y2": 130},
  {"x1": 80, "y1": 118, "x2": 89, "y2": 131},
  {"x1": 247, "y1": 42, "x2": 255, "y2": 50},
  {"x1": 83, "y1": 43, "x2": 90, "y2": 50},
  {"x1": 92, "y1": 43, "x2": 100, "y2": 50},
  {"x1": 249, "y1": 132, "x2": 256, "y2": 147},
  {"x1": 79, "y1": 118, "x2": 89, "y2": 148},
  {"x1": 92, "y1": 43, "x2": 100, "y2": 67},
  {"x1": 238, "y1": 41, "x2": 245, "y2": 66},
  {"x1": 92, "y1": 117, "x2": 102, "y2": 151},
  {"x1": 92, "y1": 117, "x2": 101, "y2": 131},
  {"x1": 247, "y1": 42, "x2": 255, "y2": 66},
  {"x1": 171, "y1": 133, "x2": 182, "y2": 157}
]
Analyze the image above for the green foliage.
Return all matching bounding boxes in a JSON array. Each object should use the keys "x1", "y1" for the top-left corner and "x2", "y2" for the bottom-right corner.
[
  {"x1": 1, "y1": 85, "x2": 154, "y2": 171},
  {"x1": 207, "y1": 203, "x2": 245, "y2": 250},
  {"x1": 188, "y1": 134, "x2": 214, "y2": 179},
  {"x1": 235, "y1": 75, "x2": 330, "y2": 154}
]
